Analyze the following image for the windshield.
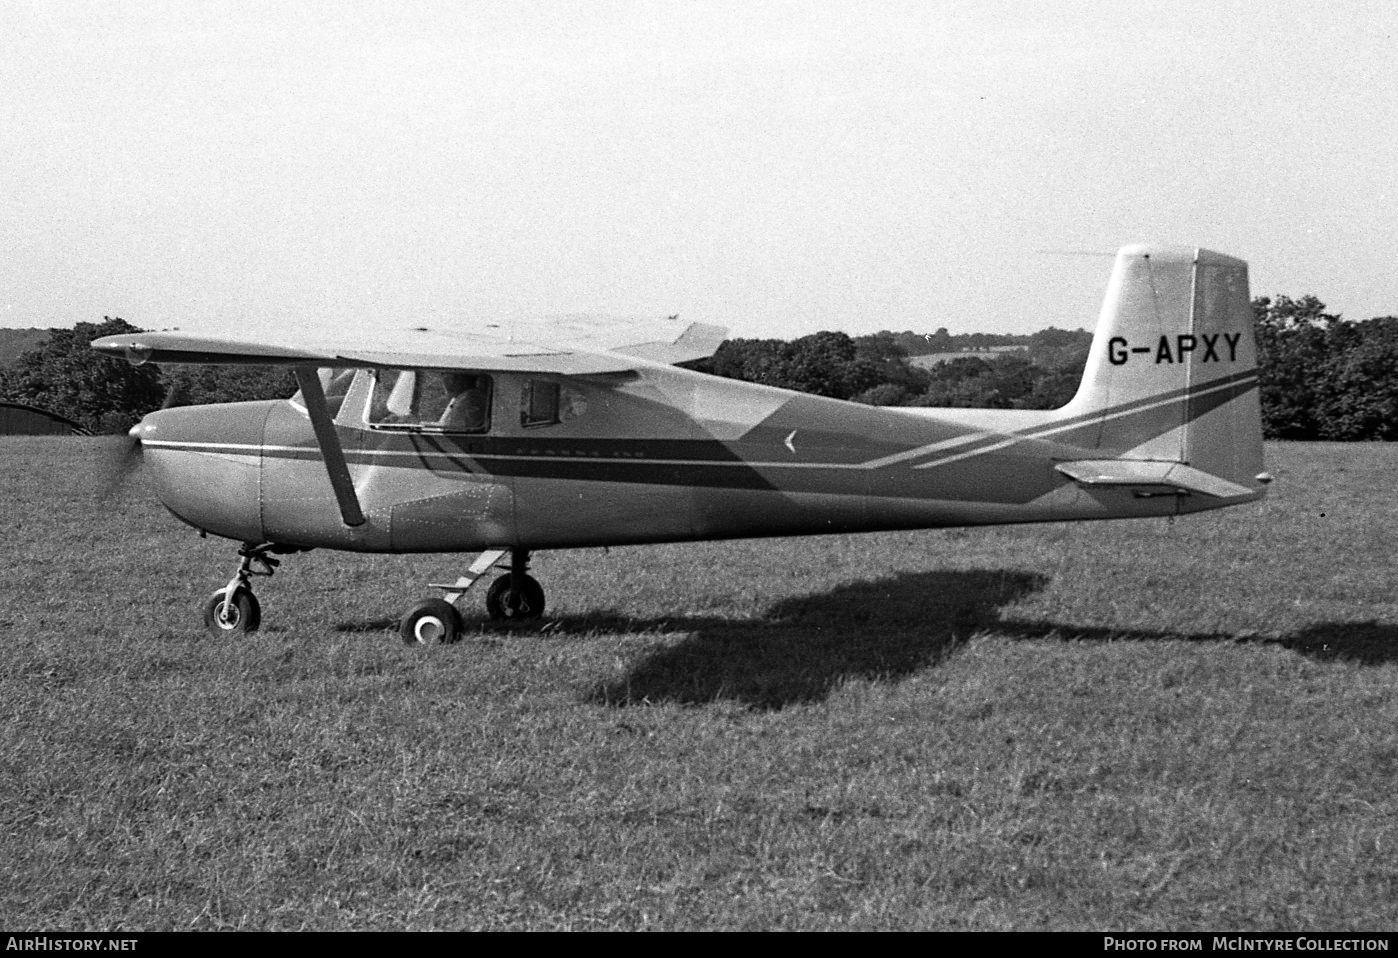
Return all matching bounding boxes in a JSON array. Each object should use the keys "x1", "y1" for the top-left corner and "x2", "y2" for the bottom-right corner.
[{"x1": 288, "y1": 367, "x2": 355, "y2": 417}]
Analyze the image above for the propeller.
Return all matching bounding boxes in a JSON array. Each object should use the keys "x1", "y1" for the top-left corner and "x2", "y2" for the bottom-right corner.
[
  {"x1": 95, "y1": 378, "x2": 185, "y2": 498},
  {"x1": 96, "y1": 428, "x2": 146, "y2": 499}
]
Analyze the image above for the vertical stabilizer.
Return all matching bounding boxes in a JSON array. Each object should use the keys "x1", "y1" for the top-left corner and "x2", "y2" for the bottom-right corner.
[{"x1": 1062, "y1": 245, "x2": 1264, "y2": 494}]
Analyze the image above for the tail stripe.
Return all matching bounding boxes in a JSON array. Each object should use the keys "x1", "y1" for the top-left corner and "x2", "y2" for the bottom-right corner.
[
  {"x1": 911, "y1": 373, "x2": 1256, "y2": 472},
  {"x1": 869, "y1": 368, "x2": 1256, "y2": 472}
]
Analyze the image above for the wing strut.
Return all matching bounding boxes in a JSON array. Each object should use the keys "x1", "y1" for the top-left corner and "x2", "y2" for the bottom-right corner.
[{"x1": 293, "y1": 368, "x2": 366, "y2": 527}]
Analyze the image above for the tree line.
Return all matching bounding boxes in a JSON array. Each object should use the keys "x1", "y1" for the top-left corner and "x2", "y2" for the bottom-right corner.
[
  {"x1": 1254, "y1": 296, "x2": 1398, "y2": 441},
  {"x1": 2, "y1": 304, "x2": 1396, "y2": 440},
  {"x1": 693, "y1": 326, "x2": 1090, "y2": 411},
  {"x1": 697, "y1": 300, "x2": 1398, "y2": 441},
  {"x1": 0, "y1": 317, "x2": 296, "y2": 435}
]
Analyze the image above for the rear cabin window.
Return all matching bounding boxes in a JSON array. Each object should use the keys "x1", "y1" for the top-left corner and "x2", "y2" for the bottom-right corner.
[
  {"x1": 521, "y1": 380, "x2": 561, "y2": 427},
  {"x1": 367, "y1": 370, "x2": 492, "y2": 433}
]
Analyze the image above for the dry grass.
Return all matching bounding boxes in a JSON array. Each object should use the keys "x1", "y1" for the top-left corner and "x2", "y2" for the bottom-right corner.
[{"x1": 1, "y1": 437, "x2": 1396, "y2": 930}]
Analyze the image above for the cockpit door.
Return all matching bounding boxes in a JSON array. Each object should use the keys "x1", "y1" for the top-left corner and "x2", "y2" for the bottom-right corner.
[{"x1": 356, "y1": 368, "x2": 515, "y2": 551}]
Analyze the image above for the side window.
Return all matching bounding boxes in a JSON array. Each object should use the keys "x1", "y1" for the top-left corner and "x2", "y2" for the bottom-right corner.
[
  {"x1": 521, "y1": 380, "x2": 561, "y2": 427},
  {"x1": 367, "y1": 369, "x2": 492, "y2": 433},
  {"x1": 520, "y1": 380, "x2": 588, "y2": 427}
]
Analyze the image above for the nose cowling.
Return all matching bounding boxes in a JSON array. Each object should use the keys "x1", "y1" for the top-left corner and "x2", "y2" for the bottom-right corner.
[{"x1": 136, "y1": 401, "x2": 276, "y2": 542}]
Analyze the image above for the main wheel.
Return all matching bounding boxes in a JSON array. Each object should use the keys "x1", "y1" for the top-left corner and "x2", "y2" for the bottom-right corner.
[
  {"x1": 400, "y1": 598, "x2": 463, "y2": 645},
  {"x1": 485, "y1": 573, "x2": 545, "y2": 621},
  {"x1": 203, "y1": 587, "x2": 261, "y2": 637}
]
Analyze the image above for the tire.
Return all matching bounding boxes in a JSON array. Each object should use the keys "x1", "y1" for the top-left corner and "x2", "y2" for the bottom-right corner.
[
  {"x1": 203, "y1": 588, "x2": 261, "y2": 637},
  {"x1": 399, "y1": 598, "x2": 463, "y2": 645},
  {"x1": 485, "y1": 573, "x2": 545, "y2": 622}
]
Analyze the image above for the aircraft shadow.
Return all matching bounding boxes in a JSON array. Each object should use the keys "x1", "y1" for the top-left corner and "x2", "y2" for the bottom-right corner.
[
  {"x1": 336, "y1": 618, "x2": 402, "y2": 633},
  {"x1": 573, "y1": 569, "x2": 1048, "y2": 711},
  {"x1": 576, "y1": 584, "x2": 1398, "y2": 710},
  {"x1": 994, "y1": 618, "x2": 1398, "y2": 667},
  {"x1": 332, "y1": 574, "x2": 1398, "y2": 710}
]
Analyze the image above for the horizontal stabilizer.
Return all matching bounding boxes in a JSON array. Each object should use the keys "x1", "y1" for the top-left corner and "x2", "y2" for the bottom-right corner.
[
  {"x1": 612, "y1": 322, "x2": 729, "y2": 365},
  {"x1": 1055, "y1": 459, "x2": 1255, "y2": 498}
]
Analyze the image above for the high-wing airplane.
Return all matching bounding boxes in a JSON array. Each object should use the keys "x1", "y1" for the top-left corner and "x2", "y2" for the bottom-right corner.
[{"x1": 94, "y1": 245, "x2": 1270, "y2": 643}]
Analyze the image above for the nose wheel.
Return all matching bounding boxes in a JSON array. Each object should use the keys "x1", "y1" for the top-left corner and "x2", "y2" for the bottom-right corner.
[
  {"x1": 201, "y1": 542, "x2": 292, "y2": 637},
  {"x1": 203, "y1": 587, "x2": 261, "y2": 635}
]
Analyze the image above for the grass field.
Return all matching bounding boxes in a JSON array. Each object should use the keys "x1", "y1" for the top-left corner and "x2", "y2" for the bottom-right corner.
[{"x1": 2, "y1": 437, "x2": 1397, "y2": 930}]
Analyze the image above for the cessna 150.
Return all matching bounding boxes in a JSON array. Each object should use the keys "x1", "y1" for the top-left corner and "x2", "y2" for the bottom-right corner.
[{"x1": 94, "y1": 244, "x2": 1269, "y2": 643}]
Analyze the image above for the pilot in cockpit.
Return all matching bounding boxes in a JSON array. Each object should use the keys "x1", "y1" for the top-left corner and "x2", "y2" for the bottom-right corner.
[{"x1": 438, "y1": 373, "x2": 489, "y2": 432}]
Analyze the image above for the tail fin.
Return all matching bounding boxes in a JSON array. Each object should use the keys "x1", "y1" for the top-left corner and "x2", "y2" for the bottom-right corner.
[{"x1": 1061, "y1": 245, "x2": 1266, "y2": 499}]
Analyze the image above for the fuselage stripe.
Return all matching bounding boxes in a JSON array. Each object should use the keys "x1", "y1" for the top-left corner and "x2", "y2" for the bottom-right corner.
[{"x1": 141, "y1": 372, "x2": 1258, "y2": 480}]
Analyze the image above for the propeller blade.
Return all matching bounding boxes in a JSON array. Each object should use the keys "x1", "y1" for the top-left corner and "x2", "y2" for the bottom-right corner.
[
  {"x1": 94, "y1": 431, "x2": 145, "y2": 499},
  {"x1": 161, "y1": 380, "x2": 185, "y2": 410},
  {"x1": 97, "y1": 374, "x2": 176, "y2": 498}
]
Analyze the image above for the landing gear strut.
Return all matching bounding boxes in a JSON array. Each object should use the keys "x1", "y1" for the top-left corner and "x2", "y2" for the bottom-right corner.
[
  {"x1": 199, "y1": 543, "x2": 544, "y2": 642},
  {"x1": 203, "y1": 542, "x2": 286, "y2": 637},
  {"x1": 399, "y1": 547, "x2": 546, "y2": 644}
]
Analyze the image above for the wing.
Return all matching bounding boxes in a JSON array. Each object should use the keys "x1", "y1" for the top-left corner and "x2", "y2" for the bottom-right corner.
[{"x1": 90, "y1": 315, "x2": 728, "y2": 374}]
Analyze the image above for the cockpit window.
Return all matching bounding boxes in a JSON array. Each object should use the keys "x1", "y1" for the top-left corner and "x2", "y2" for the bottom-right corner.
[
  {"x1": 289, "y1": 367, "x2": 355, "y2": 417},
  {"x1": 367, "y1": 369, "x2": 492, "y2": 433}
]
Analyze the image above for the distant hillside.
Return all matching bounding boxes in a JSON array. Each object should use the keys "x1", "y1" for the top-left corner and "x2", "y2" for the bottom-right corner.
[
  {"x1": 866, "y1": 327, "x2": 1091, "y2": 357},
  {"x1": 0, "y1": 328, "x2": 49, "y2": 368},
  {"x1": 909, "y1": 346, "x2": 1028, "y2": 369}
]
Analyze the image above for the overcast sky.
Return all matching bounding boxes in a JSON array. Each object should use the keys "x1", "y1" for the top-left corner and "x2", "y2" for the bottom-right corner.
[{"x1": 3, "y1": 1, "x2": 1394, "y2": 339}]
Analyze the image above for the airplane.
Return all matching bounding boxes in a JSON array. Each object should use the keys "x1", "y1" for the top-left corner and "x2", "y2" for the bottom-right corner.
[{"x1": 93, "y1": 244, "x2": 1270, "y2": 643}]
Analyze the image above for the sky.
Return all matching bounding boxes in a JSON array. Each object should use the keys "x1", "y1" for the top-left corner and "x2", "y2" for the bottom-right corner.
[{"x1": 3, "y1": 1, "x2": 1395, "y2": 340}]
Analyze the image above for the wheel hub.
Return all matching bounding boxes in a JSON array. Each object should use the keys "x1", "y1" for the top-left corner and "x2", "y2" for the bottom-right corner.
[{"x1": 414, "y1": 616, "x2": 446, "y2": 644}]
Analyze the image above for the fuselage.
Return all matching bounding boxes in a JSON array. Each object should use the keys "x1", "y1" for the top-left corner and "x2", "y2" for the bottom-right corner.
[{"x1": 131, "y1": 362, "x2": 1257, "y2": 553}]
